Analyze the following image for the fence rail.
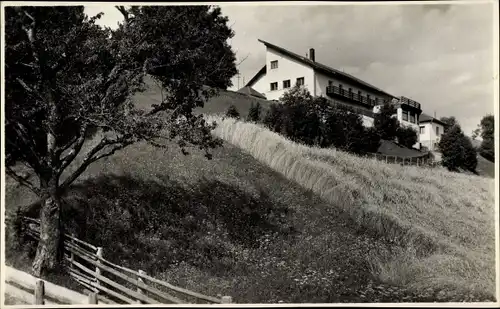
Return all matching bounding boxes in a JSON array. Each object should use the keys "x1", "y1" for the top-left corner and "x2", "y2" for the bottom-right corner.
[
  {"x1": 366, "y1": 152, "x2": 438, "y2": 167},
  {"x1": 15, "y1": 217, "x2": 233, "y2": 305}
]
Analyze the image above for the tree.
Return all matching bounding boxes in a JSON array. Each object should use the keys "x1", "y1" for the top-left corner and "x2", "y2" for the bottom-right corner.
[
  {"x1": 374, "y1": 102, "x2": 399, "y2": 140},
  {"x1": 263, "y1": 103, "x2": 285, "y2": 133},
  {"x1": 246, "y1": 102, "x2": 262, "y2": 122},
  {"x1": 396, "y1": 126, "x2": 419, "y2": 149},
  {"x1": 279, "y1": 84, "x2": 313, "y2": 107},
  {"x1": 439, "y1": 116, "x2": 457, "y2": 133},
  {"x1": 321, "y1": 105, "x2": 379, "y2": 154},
  {"x1": 5, "y1": 5, "x2": 237, "y2": 276},
  {"x1": 473, "y1": 115, "x2": 495, "y2": 162},
  {"x1": 439, "y1": 124, "x2": 477, "y2": 172},
  {"x1": 225, "y1": 105, "x2": 240, "y2": 119}
]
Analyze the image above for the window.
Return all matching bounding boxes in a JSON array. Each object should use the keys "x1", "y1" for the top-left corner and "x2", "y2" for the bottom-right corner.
[
  {"x1": 420, "y1": 126, "x2": 425, "y2": 134},
  {"x1": 328, "y1": 80, "x2": 333, "y2": 86},
  {"x1": 283, "y1": 80, "x2": 291, "y2": 89},
  {"x1": 436, "y1": 126, "x2": 440, "y2": 136},
  {"x1": 296, "y1": 77, "x2": 304, "y2": 86},
  {"x1": 270, "y1": 82, "x2": 278, "y2": 91},
  {"x1": 348, "y1": 88, "x2": 353, "y2": 98},
  {"x1": 402, "y1": 110, "x2": 408, "y2": 121},
  {"x1": 270, "y1": 60, "x2": 278, "y2": 69},
  {"x1": 409, "y1": 112, "x2": 415, "y2": 123}
]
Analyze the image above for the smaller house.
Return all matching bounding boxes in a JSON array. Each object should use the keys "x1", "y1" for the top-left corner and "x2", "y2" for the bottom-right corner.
[{"x1": 418, "y1": 113, "x2": 447, "y2": 151}]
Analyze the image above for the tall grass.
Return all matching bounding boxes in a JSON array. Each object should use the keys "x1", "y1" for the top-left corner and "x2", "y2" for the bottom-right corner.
[{"x1": 206, "y1": 115, "x2": 496, "y2": 299}]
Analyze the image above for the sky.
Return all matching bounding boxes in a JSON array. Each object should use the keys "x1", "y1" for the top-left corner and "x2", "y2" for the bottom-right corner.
[{"x1": 84, "y1": 1, "x2": 497, "y2": 136}]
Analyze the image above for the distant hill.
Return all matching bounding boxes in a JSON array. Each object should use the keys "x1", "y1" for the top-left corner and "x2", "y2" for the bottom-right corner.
[{"x1": 476, "y1": 154, "x2": 495, "y2": 178}]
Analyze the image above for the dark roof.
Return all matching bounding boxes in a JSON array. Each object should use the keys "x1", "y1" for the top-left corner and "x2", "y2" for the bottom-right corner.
[
  {"x1": 419, "y1": 113, "x2": 448, "y2": 126},
  {"x1": 237, "y1": 86, "x2": 266, "y2": 99},
  {"x1": 253, "y1": 39, "x2": 395, "y2": 98},
  {"x1": 245, "y1": 65, "x2": 266, "y2": 88}
]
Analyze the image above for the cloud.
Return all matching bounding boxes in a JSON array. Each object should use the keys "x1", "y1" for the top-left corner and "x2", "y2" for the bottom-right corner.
[{"x1": 83, "y1": 3, "x2": 495, "y2": 136}]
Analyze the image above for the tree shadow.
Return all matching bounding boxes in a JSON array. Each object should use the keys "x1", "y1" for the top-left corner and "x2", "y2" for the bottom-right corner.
[{"x1": 55, "y1": 174, "x2": 295, "y2": 275}]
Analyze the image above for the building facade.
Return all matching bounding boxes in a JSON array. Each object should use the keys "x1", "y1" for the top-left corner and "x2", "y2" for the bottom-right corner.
[
  {"x1": 418, "y1": 114, "x2": 447, "y2": 151},
  {"x1": 244, "y1": 39, "x2": 424, "y2": 149}
]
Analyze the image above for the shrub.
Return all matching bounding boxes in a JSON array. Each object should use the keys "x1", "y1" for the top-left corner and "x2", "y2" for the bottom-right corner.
[
  {"x1": 396, "y1": 126, "x2": 419, "y2": 149},
  {"x1": 263, "y1": 103, "x2": 285, "y2": 133},
  {"x1": 321, "y1": 106, "x2": 366, "y2": 154},
  {"x1": 439, "y1": 124, "x2": 477, "y2": 172},
  {"x1": 226, "y1": 105, "x2": 240, "y2": 119},
  {"x1": 247, "y1": 102, "x2": 262, "y2": 122}
]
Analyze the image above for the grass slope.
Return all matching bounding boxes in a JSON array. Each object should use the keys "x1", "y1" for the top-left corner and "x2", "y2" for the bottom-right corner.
[
  {"x1": 6, "y1": 132, "x2": 425, "y2": 303},
  {"x1": 206, "y1": 115, "x2": 496, "y2": 301},
  {"x1": 132, "y1": 75, "x2": 273, "y2": 119}
]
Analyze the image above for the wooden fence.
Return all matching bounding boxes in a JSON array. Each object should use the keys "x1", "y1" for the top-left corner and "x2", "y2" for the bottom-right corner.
[
  {"x1": 366, "y1": 152, "x2": 438, "y2": 168},
  {"x1": 4, "y1": 265, "x2": 103, "y2": 305},
  {"x1": 17, "y1": 216, "x2": 233, "y2": 305}
]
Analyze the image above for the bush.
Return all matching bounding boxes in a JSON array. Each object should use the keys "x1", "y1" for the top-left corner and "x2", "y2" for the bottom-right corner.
[
  {"x1": 247, "y1": 102, "x2": 262, "y2": 122},
  {"x1": 321, "y1": 106, "x2": 368, "y2": 154},
  {"x1": 225, "y1": 105, "x2": 240, "y2": 119},
  {"x1": 439, "y1": 125, "x2": 477, "y2": 172},
  {"x1": 374, "y1": 102, "x2": 399, "y2": 141},
  {"x1": 396, "y1": 126, "x2": 419, "y2": 149}
]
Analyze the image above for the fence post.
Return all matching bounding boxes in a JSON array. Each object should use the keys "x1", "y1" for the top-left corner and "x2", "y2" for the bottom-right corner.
[
  {"x1": 34, "y1": 280, "x2": 44, "y2": 305},
  {"x1": 221, "y1": 296, "x2": 232, "y2": 304},
  {"x1": 70, "y1": 233, "x2": 76, "y2": 270},
  {"x1": 385, "y1": 155, "x2": 388, "y2": 164},
  {"x1": 136, "y1": 270, "x2": 146, "y2": 304},
  {"x1": 89, "y1": 292, "x2": 98, "y2": 304},
  {"x1": 96, "y1": 247, "x2": 103, "y2": 291}
]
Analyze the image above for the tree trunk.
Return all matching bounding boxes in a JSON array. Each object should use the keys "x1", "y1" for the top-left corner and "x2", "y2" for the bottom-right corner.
[{"x1": 32, "y1": 188, "x2": 62, "y2": 278}]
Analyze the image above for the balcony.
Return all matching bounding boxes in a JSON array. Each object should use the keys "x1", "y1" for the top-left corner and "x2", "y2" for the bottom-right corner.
[
  {"x1": 399, "y1": 96, "x2": 421, "y2": 110},
  {"x1": 325, "y1": 85, "x2": 379, "y2": 107}
]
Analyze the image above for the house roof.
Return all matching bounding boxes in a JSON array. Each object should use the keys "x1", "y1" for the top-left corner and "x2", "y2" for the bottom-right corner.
[
  {"x1": 237, "y1": 86, "x2": 266, "y2": 99},
  {"x1": 419, "y1": 113, "x2": 447, "y2": 126},
  {"x1": 248, "y1": 39, "x2": 395, "y2": 98},
  {"x1": 245, "y1": 65, "x2": 267, "y2": 88}
]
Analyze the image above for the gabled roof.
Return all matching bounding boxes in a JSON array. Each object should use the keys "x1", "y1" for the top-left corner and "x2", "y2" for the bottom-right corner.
[
  {"x1": 252, "y1": 39, "x2": 395, "y2": 98},
  {"x1": 237, "y1": 86, "x2": 266, "y2": 99},
  {"x1": 245, "y1": 65, "x2": 266, "y2": 88},
  {"x1": 419, "y1": 113, "x2": 447, "y2": 126}
]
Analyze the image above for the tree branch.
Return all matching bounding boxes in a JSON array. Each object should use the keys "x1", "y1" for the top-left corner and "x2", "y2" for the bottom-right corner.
[
  {"x1": 59, "y1": 137, "x2": 132, "y2": 190},
  {"x1": 6, "y1": 167, "x2": 41, "y2": 196},
  {"x1": 57, "y1": 125, "x2": 88, "y2": 176}
]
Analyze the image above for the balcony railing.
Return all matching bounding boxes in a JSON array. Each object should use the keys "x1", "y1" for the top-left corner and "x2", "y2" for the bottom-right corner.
[
  {"x1": 325, "y1": 86, "x2": 379, "y2": 107},
  {"x1": 399, "y1": 96, "x2": 421, "y2": 110}
]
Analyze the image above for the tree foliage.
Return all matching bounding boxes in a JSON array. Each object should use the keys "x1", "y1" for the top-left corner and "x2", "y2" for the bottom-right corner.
[
  {"x1": 374, "y1": 102, "x2": 399, "y2": 140},
  {"x1": 263, "y1": 87, "x2": 380, "y2": 154},
  {"x1": 246, "y1": 102, "x2": 262, "y2": 122},
  {"x1": 439, "y1": 124, "x2": 477, "y2": 172},
  {"x1": 5, "y1": 5, "x2": 237, "y2": 276},
  {"x1": 225, "y1": 104, "x2": 240, "y2": 119},
  {"x1": 439, "y1": 116, "x2": 457, "y2": 133},
  {"x1": 474, "y1": 115, "x2": 495, "y2": 162},
  {"x1": 396, "y1": 126, "x2": 419, "y2": 149}
]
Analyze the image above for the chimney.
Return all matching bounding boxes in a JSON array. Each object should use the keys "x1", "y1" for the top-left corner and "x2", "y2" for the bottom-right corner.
[{"x1": 309, "y1": 48, "x2": 315, "y2": 62}]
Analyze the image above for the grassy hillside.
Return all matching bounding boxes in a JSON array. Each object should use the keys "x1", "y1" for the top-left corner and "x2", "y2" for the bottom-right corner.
[
  {"x1": 206, "y1": 115, "x2": 496, "y2": 301},
  {"x1": 131, "y1": 75, "x2": 273, "y2": 119},
  {"x1": 476, "y1": 154, "x2": 495, "y2": 178},
  {"x1": 5, "y1": 132, "x2": 428, "y2": 303}
]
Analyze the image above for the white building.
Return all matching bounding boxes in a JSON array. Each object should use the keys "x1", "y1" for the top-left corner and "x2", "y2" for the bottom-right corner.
[
  {"x1": 418, "y1": 114, "x2": 447, "y2": 151},
  {"x1": 243, "y1": 39, "x2": 423, "y2": 149}
]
